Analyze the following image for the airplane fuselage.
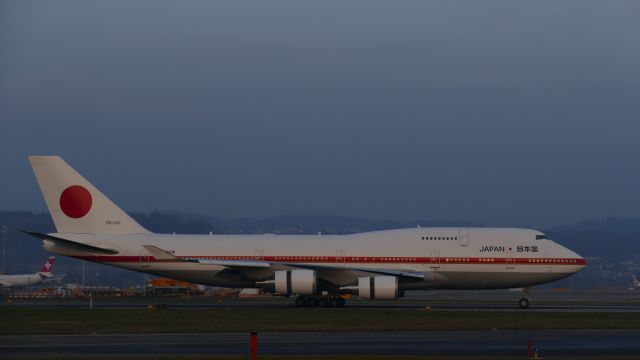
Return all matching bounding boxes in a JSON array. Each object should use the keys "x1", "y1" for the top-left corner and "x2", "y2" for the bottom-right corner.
[
  {"x1": 46, "y1": 227, "x2": 585, "y2": 291},
  {"x1": 26, "y1": 156, "x2": 586, "y2": 307},
  {"x1": 0, "y1": 273, "x2": 46, "y2": 288}
]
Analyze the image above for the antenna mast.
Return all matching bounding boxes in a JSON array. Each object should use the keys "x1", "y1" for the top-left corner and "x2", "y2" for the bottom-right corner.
[{"x1": 1, "y1": 225, "x2": 7, "y2": 275}]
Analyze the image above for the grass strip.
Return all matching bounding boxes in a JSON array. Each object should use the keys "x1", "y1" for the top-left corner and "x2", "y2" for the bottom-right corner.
[{"x1": 1, "y1": 307, "x2": 640, "y2": 334}]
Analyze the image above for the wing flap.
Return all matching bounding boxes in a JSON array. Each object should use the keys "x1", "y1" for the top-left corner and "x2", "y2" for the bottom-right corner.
[
  {"x1": 193, "y1": 259, "x2": 271, "y2": 268},
  {"x1": 140, "y1": 245, "x2": 271, "y2": 268},
  {"x1": 142, "y1": 245, "x2": 271, "y2": 268}
]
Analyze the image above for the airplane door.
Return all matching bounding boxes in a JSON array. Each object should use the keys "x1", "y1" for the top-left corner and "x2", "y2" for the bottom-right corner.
[
  {"x1": 336, "y1": 251, "x2": 346, "y2": 267},
  {"x1": 254, "y1": 250, "x2": 264, "y2": 261},
  {"x1": 429, "y1": 251, "x2": 440, "y2": 283},
  {"x1": 139, "y1": 249, "x2": 150, "y2": 268},
  {"x1": 458, "y1": 229, "x2": 469, "y2": 246},
  {"x1": 430, "y1": 251, "x2": 440, "y2": 268},
  {"x1": 506, "y1": 252, "x2": 515, "y2": 269}
]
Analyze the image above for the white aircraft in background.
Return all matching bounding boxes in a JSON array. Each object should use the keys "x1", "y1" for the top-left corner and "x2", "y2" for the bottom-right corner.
[
  {"x1": 631, "y1": 275, "x2": 639, "y2": 290},
  {"x1": 23, "y1": 156, "x2": 586, "y2": 308},
  {"x1": 0, "y1": 256, "x2": 56, "y2": 288}
]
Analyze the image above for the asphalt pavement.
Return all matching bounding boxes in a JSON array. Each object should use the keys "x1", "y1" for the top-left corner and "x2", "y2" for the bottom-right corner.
[
  {"x1": 3, "y1": 297, "x2": 640, "y2": 312},
  {"x1": 2, "y1": 330, "x2": 639, "y2": 358}
]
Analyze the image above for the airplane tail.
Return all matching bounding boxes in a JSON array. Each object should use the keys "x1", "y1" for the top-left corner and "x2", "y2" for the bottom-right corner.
[
  {"x1": 29, "y1": 156, "x2": 150, "y2": 234},
  {"x1": 38, "y1": 256, "x2": 55, "y2": 276}
]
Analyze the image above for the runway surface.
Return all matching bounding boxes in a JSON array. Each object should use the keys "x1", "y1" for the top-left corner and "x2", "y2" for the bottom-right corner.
[
  {"x1": 3, "y1": 298, "x2": 640, "y2": 312},
  {"x1": 2, "y1": 330, "x2": 639, "y2": 357}
]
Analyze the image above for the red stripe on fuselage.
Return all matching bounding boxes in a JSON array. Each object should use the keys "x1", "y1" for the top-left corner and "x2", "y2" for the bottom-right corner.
[{"x1": 71, "y1": 255, "x2": 587, "y2": 266}]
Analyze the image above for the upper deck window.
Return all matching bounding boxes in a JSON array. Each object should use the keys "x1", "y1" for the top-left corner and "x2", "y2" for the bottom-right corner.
[{"x1": 535, "y1": 234, "x2": 548, "y2": 240}]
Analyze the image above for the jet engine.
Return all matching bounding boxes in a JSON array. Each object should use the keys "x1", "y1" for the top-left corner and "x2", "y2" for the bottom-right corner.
[
  {"x1": 275, "y1": 269, "x2": 317, "y2": 295},
  {"x1": 358, "y1": 276, "x2": 398, "y2": 300}
]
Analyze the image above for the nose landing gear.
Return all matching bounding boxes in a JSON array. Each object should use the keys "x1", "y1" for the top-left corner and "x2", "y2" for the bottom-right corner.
[{"x1": 518, "y1": 287, "x2": 530, "y2": 309}]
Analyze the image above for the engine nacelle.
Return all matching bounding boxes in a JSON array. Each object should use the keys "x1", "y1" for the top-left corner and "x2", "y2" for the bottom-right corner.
[
  {"x1": 358, "y1": 276, "x2": 398, "y2": 300},
  {"x1": 275, "y1": 269, "x2": 317, "y2": 295}
]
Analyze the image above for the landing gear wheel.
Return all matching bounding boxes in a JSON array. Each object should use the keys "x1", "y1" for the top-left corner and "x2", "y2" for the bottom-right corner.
[
  {"x1": 294, "y1": 296, "x2": 306, "y2": 307},
  {"x1": 335, "y1": 297, "x2": 346, "y2": 308},
  {"x1": 518, "y1": 297, "x2": 530, "y2": 309},
  {"x1": 318, "y1": 298, "x2": 328, "y2": 308}
]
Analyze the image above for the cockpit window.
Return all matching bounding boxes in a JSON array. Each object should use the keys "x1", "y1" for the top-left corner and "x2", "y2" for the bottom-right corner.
[{"x1": 535, "y1": 234, "x2": 547, "y2": 240}]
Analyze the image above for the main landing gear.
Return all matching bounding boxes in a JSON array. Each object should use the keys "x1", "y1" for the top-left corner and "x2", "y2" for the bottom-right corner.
[
  {"x1": 518, "y1": 287, "x2": 530, "y2": 309},
  {"x1": 294, "y1": 295, "x2": 346, "y2": 308},
  {"x1": 518, "y1": 297, "x2": 530, "y2": 309}
]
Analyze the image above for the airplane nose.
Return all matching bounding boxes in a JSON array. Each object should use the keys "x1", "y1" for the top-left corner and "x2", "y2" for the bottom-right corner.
[
  {"x1": 553, "y1": 241, "x2": 586, "y2": 273},
  {"x1": 569, "y1": 250, "x2": 587, "y2": 274}
]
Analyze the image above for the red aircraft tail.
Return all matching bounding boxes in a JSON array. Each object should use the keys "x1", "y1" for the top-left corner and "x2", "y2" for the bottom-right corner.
[{"x1": 39, "y1": 256, "x2": 55, "y2": 275}]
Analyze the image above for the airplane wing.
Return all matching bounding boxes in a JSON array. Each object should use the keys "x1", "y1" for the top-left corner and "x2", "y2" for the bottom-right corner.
[
  {"x1": 195, "y1": 259, "x2": 422, "y2": 285},
  {"x1": 21, "y1": 230, "x2": 120, "y2": 255},
  {"x1": 143, "y1": 244, "x2": 421, "y2": 282},
  {"x1": 42, "y1": 274, "x2": 66, "y2": 283},
  {"x1": 196, "y1": 259, "x2": 271, "y2": 268},
  {"x1": 21, "y1": 233, "x2": 420, "y2": 288},
  {"x1": 280, "y1": 262, "x2": 425, "y2": 281},
  {"x1": 142, "y1": 245, "x2": 272, "y2": 268},
  {"x1": 0, "y1": 280, "x2": 10, "y2": 287}
]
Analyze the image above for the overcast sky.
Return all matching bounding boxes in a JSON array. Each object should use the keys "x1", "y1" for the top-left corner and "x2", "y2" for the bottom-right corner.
[{"x1": 1, "y1": 1, "x2": 639, "y2": 228}]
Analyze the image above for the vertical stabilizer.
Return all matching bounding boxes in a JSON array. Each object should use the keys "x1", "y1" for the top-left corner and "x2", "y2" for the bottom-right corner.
[
  {"x1": 38, "y1": 256, "x2": 55, "y2": 275},
  {"x1": 29, "y1": 156, "x2": 150, "y2": 234}
]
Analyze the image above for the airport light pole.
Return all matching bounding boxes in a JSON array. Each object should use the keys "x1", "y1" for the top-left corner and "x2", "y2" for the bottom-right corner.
[{"x1": 1, "y1": 225, "x2": 6, "y2": 275}]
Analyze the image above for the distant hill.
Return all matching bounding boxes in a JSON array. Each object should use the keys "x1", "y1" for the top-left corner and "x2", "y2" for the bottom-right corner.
[{"x1": 545, "y1": 217, "x2": 640, "y2": 259}]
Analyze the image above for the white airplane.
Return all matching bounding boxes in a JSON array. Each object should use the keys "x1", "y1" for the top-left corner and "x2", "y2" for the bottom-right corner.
[
  {"x1": 23, "y1": 156, "x2": 586, "y2": 308},
  {"x1": 0, "y1": 256, "x2": 55, "y2": 288}
]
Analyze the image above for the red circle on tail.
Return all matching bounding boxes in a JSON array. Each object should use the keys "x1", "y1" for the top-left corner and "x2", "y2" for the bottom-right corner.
[{"x1": 59, "y1": 185, "x2": 92, "y2": 218}]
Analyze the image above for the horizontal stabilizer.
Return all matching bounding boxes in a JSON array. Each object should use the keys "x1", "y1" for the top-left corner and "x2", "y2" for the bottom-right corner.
[
  {"x1": 43, "y1": 274, "x2": 66, "y2": 283},
  {"x1": 21, "y1": 230, "x2": 120, "y2": 255},
  {"x1": 142, "y1": 245, "x2": 180, "y2": 260}
]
